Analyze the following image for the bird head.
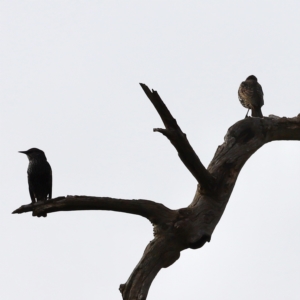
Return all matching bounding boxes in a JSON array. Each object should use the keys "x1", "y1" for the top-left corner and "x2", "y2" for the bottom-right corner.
[
  {"x1": 19, "y1": 148, "x2": 47, "y2": 161},
  {"x1": 246, "y1": 75, "x2": 257, "y2": 81}
]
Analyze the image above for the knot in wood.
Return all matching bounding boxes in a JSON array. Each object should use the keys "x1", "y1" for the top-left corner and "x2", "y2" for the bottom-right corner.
[
  {"x1": 162, "y1": 250, "x2": 180, "y2": 268},
  {"x1": 189, "y1": 230, "x2": 211, "y2": 249}
]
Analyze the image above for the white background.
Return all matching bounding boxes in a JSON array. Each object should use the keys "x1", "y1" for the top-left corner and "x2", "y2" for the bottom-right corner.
[{"x1": 1, "y1": 1, "x2": 299, "y2": 299}]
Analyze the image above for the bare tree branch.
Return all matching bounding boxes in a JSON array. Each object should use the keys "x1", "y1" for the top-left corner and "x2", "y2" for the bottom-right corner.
[
  {"x1": 265, "y1": 115, "x2": 300, "y2": 142},
  {"x1": 13, "y1": 82, "x2": 300, "y2": 300},
  {"x1": 140, "y1": 83, "x2": 215, "y2": 191},
  {"x1": 12, "y1": 196, "x2": 176, "y2": 225}
]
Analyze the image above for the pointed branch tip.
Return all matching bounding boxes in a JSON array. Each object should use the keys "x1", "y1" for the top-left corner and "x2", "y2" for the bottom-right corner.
[{"x1": 153, "y1": 128, "x2": 168, "y2": 136}]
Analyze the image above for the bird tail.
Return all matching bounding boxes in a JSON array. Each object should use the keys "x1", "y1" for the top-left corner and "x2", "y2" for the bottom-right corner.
[{"x1": 251, "y1": 107, "x2": 263, "y2": 118}]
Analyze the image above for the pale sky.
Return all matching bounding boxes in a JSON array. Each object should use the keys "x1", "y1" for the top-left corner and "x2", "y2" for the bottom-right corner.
[{"x1": 1, "y1": 2, "x2": 300, "y2": 299}]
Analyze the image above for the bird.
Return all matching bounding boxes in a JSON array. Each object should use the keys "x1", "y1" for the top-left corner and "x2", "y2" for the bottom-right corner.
[
  {"x1": 238, "y1": 75, "x2": 264, "y2": 118},
  {"x1": 19, "y1": 148, "x2": 52, "y2": 211}
]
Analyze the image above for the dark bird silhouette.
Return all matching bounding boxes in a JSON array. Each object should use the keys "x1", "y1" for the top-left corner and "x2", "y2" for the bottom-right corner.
[
  {"x1": 19, "y1": 148, "x2": 52, "y2": 209},
  {"x1": 238, "y1": 75, "x2": 264, "y2": 118}
]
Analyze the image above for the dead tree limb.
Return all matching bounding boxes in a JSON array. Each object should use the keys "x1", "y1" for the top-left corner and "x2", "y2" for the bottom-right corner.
[
  {"x1": 13, "y1": 84, "x2": 300, "y2": 300},
  {"x1": 140, "y1": 83, "x2": 215, "y2": 191},
  {"x1": 12, "y1": 196, "x2": 176, "y2": 225}
]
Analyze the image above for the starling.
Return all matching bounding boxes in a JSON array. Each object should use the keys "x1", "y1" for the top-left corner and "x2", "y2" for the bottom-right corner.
[
  {"x1": 19, "y1": 148, "x2": 52, "y2": 209},
  {"x1": 238, "y1": 75, "x2": 264, "y2": 118}
]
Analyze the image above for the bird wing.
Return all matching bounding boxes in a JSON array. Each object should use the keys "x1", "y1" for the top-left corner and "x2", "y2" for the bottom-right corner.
[
  {"x1": 29, "y1": 186, "x2": 35, "y2": 202},
  {"x1": 49, "y1": 166, "x2": 52, "y2": 199},
  {"x1": 257, "y1": 83, "x2": 264, "y2": 106}
]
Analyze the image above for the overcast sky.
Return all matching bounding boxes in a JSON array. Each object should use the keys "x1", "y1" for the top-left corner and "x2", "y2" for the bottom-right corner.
[{"x1": 1, "y1": 1, "x2": 300, "y2": 299}]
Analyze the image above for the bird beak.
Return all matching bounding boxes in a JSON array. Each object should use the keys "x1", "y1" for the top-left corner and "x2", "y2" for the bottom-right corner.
[{"x1": 19, "y1": 151, "x2": 27, "y2": 154}]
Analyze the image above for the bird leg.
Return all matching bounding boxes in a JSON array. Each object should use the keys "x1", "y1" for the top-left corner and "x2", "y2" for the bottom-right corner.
[{"x1": 245, "y1": 108, "x2": 250, "y2": 118}]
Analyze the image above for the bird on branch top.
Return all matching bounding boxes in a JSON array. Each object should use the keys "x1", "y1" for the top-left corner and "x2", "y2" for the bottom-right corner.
[{"x1": 238, "y1": 75, "x2": 264, "y2": 118}]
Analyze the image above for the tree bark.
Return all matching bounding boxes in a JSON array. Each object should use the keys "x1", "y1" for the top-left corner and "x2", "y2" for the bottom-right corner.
[{"x1": 13, "y1": 84, "x2": 300, "y2": 300}]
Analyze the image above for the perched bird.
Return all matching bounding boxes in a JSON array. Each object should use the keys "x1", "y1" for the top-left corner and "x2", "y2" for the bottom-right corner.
[
  {"x1": 238, "y1": 75, "x2": 264, "y2": 118},
  {"x1": 19, "y1": 148, "x2": 52, "y2": 206}
]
